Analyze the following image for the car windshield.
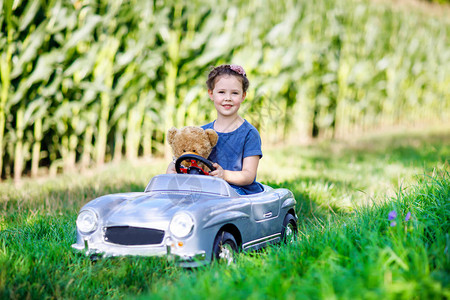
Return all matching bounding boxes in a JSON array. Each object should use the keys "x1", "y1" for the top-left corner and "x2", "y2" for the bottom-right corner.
[{"x1": 145, "y1": 174, "x2": 230, "y2": 196}]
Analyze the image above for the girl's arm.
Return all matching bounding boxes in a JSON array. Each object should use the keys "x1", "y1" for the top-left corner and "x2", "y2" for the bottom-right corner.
[{"x1": 210, "y1": 155, "x2": 260, "y2": 186}]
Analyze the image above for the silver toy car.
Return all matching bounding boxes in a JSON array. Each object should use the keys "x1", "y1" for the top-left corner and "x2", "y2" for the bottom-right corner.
[{"x1": 72, "y1": 154, "x2": 298, "y2": 267}]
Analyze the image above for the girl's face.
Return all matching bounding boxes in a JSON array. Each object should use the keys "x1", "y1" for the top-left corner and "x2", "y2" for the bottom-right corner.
[{"x1": 208, "y1": 75, "x2": 246, "y2": 118}]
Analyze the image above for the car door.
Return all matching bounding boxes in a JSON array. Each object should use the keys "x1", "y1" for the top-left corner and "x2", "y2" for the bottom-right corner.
[{"x1": 249, "y1": 192, "x2": 280, "y2": 238}]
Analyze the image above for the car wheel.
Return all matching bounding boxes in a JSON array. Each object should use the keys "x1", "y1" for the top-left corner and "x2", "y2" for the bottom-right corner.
[
  {"x1": 212, "y1": 231, "x2": 237, "y2": 265},
  {"x1": 89, "y1": 254, "x2": 100, "y2": 262},
  {"x1": 281, "y1": 213, "x2": 297, "y2": 244}
]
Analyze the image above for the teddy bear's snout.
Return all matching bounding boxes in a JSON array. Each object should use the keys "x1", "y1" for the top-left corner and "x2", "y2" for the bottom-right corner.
[
  {"x1": 181, "y1": 151, "x2": 198, "y2": 156},
  {"x1": 179, "y1": 151, "x2": 198, "y2": 167}
]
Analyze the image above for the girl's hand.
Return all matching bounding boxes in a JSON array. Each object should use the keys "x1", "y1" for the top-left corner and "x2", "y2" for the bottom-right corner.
[
  {"x1": 166, "y1": 161, "x2": 177, "y2": 174},
  {"x1": 210, "y1": 163, "x2": 224, "y2": 179}
]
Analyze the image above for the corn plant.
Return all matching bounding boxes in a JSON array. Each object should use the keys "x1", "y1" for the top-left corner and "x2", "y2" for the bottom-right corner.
[{"x1": 0, "y1": 0, "x2": 448, "y2": 181}]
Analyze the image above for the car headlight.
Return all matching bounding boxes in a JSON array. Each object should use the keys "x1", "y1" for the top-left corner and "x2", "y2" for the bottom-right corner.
[
  {"x1": 169, "y1": 212, "x2": 194, "y2": 238},
  {"x1": 76, "y1": 210, "x2": 98, "y2": 234}
]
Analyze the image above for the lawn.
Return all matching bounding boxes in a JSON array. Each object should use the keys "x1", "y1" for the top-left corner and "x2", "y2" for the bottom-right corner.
[{"x1": 0, "y1": 126, "x2": 449, "y2": 299}]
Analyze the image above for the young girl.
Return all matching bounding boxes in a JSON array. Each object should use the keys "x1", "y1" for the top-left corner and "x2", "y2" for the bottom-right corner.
[{"x1": 167, "y1": 64, "x2": 264, "y2": 195}]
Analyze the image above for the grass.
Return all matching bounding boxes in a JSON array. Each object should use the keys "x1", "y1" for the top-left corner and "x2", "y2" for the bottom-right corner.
[
  {"x1": 0, "y1": 126, "x2": 449, "y2": 299},
  {"x1": 145, "y1": 170, "x2": 449, "y2": 299},
  {"x1": 260, "y1": 126, "x2": 449, "y2": 218}
]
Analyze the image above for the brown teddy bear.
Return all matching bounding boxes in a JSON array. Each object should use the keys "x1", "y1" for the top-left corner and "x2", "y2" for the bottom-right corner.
[{"x1": 167, "y1": 126, "x2": 218, "y2": 172}]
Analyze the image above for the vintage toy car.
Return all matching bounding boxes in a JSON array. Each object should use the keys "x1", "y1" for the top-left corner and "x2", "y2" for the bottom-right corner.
[{"x1": 72, "y1": 154, "x2": 298, "y2": 267}]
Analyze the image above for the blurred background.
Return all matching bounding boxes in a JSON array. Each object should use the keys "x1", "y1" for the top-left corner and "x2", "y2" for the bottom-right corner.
[{"x1": 0, "y1": 0, "x2": 449, "y2": 182}]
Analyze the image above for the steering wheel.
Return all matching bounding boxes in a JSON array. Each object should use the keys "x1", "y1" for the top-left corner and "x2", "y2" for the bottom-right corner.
[{"x1": 175, "y1": 153, "x2": 216, "y2": 175}]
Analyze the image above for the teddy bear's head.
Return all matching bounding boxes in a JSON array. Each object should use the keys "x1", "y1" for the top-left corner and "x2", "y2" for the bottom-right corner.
[{"x1": 167, "y1": 126, "x2": 218, "y2": 160}]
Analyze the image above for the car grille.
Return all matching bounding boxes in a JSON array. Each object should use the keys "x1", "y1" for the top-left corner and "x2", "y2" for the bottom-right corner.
[{"x1": 104, "y1": 226, "x2": 165, "y2": 245}]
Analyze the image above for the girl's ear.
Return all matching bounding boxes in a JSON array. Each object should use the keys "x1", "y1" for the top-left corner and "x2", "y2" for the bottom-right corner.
[
  {"x1": 208, "y1": 89, "x2": 213, "y2": 100},
  {"x1": 241, "y1": 91, "x2": 246, "y2": 102}
]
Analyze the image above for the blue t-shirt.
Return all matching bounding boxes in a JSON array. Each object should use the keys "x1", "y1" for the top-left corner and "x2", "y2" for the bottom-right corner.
[{"x1": 202, "y1": 120, "x2": 264, "y2": 195}]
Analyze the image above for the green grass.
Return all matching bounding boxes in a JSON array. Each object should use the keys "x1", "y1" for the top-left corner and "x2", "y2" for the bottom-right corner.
[
  {"x1": 260, "y1": 126, "x2": 449, "y2": 218},
  {"x1": 143, "y1": 170, "x2": 449, "y2": 300},
  {"x1": 0, "y1": 127, "x2": 449, "y2": 299}
]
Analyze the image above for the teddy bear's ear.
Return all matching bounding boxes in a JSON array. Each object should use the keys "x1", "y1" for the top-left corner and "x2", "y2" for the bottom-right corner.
[
  {"x1": 167, "y1": 127, "x2": 178, "y2": 147},
  {"x1": 205, "y1": 129, "x2": 218, "y2": 147}
]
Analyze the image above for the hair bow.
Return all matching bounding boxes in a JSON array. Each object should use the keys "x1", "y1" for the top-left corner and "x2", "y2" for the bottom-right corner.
[{"x1": 229, "y1": 64, "x2": 246, "y2": 77}]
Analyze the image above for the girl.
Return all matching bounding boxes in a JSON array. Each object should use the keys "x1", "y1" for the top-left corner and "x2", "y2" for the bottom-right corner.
[{"x1": 167, "y1": 64, "x2": 264, "y2": 195}]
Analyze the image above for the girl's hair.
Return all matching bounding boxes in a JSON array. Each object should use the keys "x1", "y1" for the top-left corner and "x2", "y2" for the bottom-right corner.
[{"x1": 206, "y1": 64, "x2": 250, "y2": 92}]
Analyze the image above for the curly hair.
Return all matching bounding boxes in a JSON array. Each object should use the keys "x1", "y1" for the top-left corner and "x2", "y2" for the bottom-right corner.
[{"x1": 206, "y1": 64, "x2": 250, "y2": 93}]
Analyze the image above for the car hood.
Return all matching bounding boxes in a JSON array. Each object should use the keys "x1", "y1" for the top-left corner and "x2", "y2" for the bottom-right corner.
[{"x1": 104, "y1": 191, "x2": 227, "y2": 226}]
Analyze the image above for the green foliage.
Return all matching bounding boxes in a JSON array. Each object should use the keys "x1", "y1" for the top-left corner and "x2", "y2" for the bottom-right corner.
[
  {"x1": 0, "y1": 214, "x2": 181, "y2": 299},
  {"x1": 148, "y1": 170, "x2": 448, "y2": 299},
  {"x1": 260, "y1": 127, "x2": 449, "y2": 217},
  {"x1": 0, "y1": 127, "x2": 448, "y2": 299},
  {"x1": 0, "y1": 0, "x2": 449, "y2": 180},
  {"x1": 425, "y1": 0, "x2": 450, "y2": 4}
]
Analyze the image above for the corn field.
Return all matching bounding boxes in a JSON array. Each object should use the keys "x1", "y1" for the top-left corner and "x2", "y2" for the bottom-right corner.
[{"x1": 0, "y1": 0, "x2": 449, "y2": 181}]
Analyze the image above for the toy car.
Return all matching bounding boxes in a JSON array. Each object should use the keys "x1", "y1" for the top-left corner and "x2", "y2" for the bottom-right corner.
[{"x1": 72, "y1": 154, "x2": 298, "y2": 267}]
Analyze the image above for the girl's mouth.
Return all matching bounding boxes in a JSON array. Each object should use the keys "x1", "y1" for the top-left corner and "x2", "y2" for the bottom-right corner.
[{"x1": 223, "y1": 104, "x2": 232, "y2": 109}]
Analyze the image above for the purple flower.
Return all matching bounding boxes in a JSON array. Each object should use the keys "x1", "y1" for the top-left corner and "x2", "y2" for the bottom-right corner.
[
  {"x1": 405, "y1": 212, "x2": 411, "y2": 221},
  {"x1": 388, "y1": 210, "x2": 397, "y2": 221},
  {"x1": 390, "y1": 221, "x2": 397, "y2": 227}
]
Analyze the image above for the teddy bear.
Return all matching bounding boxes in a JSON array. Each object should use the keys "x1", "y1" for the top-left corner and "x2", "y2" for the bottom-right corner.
[{"x1": 167, "y1": 126, "x2": 218, "y2": 173}]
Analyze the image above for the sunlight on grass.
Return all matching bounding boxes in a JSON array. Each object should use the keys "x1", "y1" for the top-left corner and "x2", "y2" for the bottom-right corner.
[
  {"x1": 0, "y1": 159, "x2": 168, "y2": 216},
  {"x1": 1, "y1": 127, "x2": 446, "y2": 218},
  {"x1": 0, "y1": 127, "x2": 448, "y2": 299},
  {"x1": 148, "y1": 170, "x2": 448, "y2": 299},
  {"x1": 260, "y1": 126, "x2": 449, "y2": 215}
]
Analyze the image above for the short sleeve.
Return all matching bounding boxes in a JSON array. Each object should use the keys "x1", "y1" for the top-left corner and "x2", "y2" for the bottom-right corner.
[{"x1": 243, "y1": 127, "x2": 262, "y2": 159}]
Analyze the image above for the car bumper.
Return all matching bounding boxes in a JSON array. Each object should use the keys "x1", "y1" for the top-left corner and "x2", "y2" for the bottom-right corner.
[{"x1": 71, "y1": 238, "x2": 208, "y2": 267}]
